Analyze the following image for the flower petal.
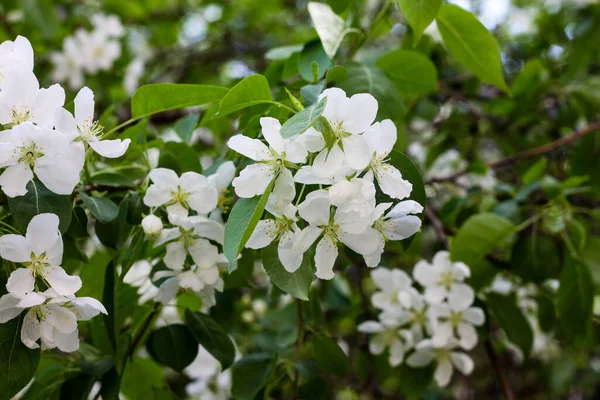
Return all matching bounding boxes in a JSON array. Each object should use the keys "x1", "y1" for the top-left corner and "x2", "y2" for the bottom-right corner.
[
  {"x1": 342, "y1": 134, "x2": 371, "y2": 171},
  {"x1": 245, "y1": 220, "x2": 277, "y2": 249},
  {"x1": 6, "y1": 268, "x2": 35, "y2": 297},
  {"x1": 0, "y1": 234, "x2": 32, "y2": 262},
  {"x1": 227, "y1": 135, "x2": 270, "y2": 161},
  {"x1": 259, "y1": 117, "x2": 285, "y2": 154},
  {"x1": 74, "y1": 86, "x2": 95, "y2": 128},
  {"x1": 232, "y1": 163, "x2": 275, "y2": 198},
  {"x1": 0, "y1": 162, "x2": 34, "y2": 198},
  {"x1": 341, "y1": 93, "x2": 378, "y2": 134},
  {"x1": 26, "y1": 213, "x2": 61, "y2": 256},
  {"x1": 314, "y1": 235, "x2": 338, "y2": 280},
  {"x1": 44, "y1": 266, "x2": 82, "y2": 296},
  {"x1": 89, "y1": 138, "x2": 131, "y2": 158}
]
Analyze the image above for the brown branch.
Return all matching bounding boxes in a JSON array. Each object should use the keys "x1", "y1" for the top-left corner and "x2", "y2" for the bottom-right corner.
[
  {"x1": 424, "y1": 206, "x2": 450, "y2": 249},
  {"x1": 426, "y1": 120, "x2": 600, "y2": 184},
  {"x1": 484, "y1": 340, "x2": 515, "y2": 400}
]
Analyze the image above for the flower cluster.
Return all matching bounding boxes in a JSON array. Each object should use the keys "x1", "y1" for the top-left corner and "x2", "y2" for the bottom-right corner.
[
  {"x1": 0, "y1": 35, "x2": 130, "y2": 198},
  {"x1": 358, "y1": 251, "x2": 484, "y2": 387},
  {"x1": 0, "y1": 214, "x2": 106, "y2": 352},
  {"x1": 228, "y1": 88, "x2": 423, "y2": 279},
  {"x1": 51, "y1": 13, "x2": 125, "y2": 89},
  {"x1": 140, "y1": 162, "x2": 236, "y2": 307},
  {"x1": 184, "y1": 345, "x2": 233, "y2": 400}
]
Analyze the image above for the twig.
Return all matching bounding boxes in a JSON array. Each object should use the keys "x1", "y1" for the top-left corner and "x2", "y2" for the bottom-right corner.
[
  {"x1": 294, "y1": 299, "x2": 304, "y2": 399},
  {"x1": 426, "y1": 120, "x2": 600, "y2": 184},
  {"x1": 128, "y1": 302, "x2": 162, "y2": 358},
  {"x1": 424, "y1": 206, "x2": 450, "y2": 249},
  {"x1": 484, "y1": 340, "x2": 515, "y2": 400}
]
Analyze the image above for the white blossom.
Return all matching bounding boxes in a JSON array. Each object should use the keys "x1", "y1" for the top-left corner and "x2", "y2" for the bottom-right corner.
[
  {"x1": 141, "y1": 214, "x2": 164, "y2": 237},
  {"x1": 370, "y1": 268, "x2": 418, "y2": 312},
  {"x1": 358, "y1": 319, "x2": 413, "y2": 367},
  {"x1": 430, "y1": 302, "x2": 485, "y2": 350},
  {"x1": 0, "y1": 36, "x2": 34, "y2": 88}
]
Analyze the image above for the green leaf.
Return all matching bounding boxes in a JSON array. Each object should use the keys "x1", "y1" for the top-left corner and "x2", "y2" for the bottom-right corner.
[
  {"x1": 20, "y1": 364, "x2": 79, "y2": 400},
  {"x1": 174, "y1": 113, "x2": 200, "y2": 143},
  {"x1": 299, "y1": 40, "x2": 333, "y2": 82},
  {"x1": 314, "y1": 117, "x2": 337, "y2": 149},
  {"x1": 103, "y1": 261, "x2": 117, "y2": 350},
  {"x1": 231, "y1": 354, "x2": 275, "y2": 400},
  {"x1": 8, "y1": 180, "x2": 72, "y2": 234},
  {"x1": 157, "y1": 141, "x2": 203, "y2": 174},
  {"x1": 376, "y1": 49, "x2": 438, "y2": 96},
  {"x1": 337, "y1": 63, "x2": 406, "y2": 120},
  {"x1": 217, "y1": 75, "x2": 274, "y2": 117},
  {"x1": 131, "y1": 84, "x2": 228, "y2": 118},
  {"x1": 398, "y1": 364, "x2": 434, "y2": 400},
  {"x1": 121, "y1": 358, "x2": 171, "y2": 400},
  {"x1": 486, "y1": 293, "x2": 533, "y2": 356},
  {"x1": 312, "y1": 335, "x2": 350, "y2": 378},
  {"x1": 522, "y1": 158, "x2": 547, "y2": 185},
  {"x1": 397, "y1": 0, "x2": 442, "y2": 45},
  {"x1": 79, "y1": 193, "x2": 119, "y2": 224},
  {"x1": 436, "y1": 4, "x2": 509, "y2": 92},
  {"x1": 21, "y1": 0, "x2": 59, "y2": 39},
  {"x1": 557, "y1": 254, "x2": 594, "y2": 342},
  {"x1": 99, "y1": 368, "x2": 121, "y2": 400},
  {"x1": 510, "y1": 234, "x2": 561, "y2": 283},
  {"x1": 262, "y1": 242, "x2": 315, "y2": 301},
  {"x1": 185, "y1": 310, "x2": 236, "y2": 370},
  {"x1": 307, "y1": 2, "x2": 347, "y2": 59},
  {"x1": 146, "y1": 324, "x2": 198, "y2": 372},
  {"x1": 119, "y1": 227, "x2": 146, "y2": 279},
  {"x1": 66, "y1": 206, "x2": 89, "y2": 238},
  {"x1": 280, "y1": 97, "x2": 327, "y2": 139},
  {"x1": 325, "y1": 65, "x2": 348, "y2": 83},
  {"x1": 450, "y1": 213, "x2": 515, "y2": 267},
  {"x1": 0, "y1": 316, "x2": 41, "y2": 400},
  {"x1": 223, "y1": 176, "x2": 276, "y2": 268},
  {"x1": 285, "y1": 88, "x2": 305, "y2": 111}
]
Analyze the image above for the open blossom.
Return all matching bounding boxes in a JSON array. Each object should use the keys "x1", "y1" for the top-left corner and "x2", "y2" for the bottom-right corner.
[
  {"x1": 364, "y1": 200, "x2": 423, "y2": 267},
  {"x1": 0, "y1": 68, "x2": 65, "y2": 128},
  {"x1": 0, "y1": 122, "x2": 83, "y2": 197},
  {"x1": 228, "y1": 117, "x2": 307, "y2": 198},
  {"x1": 90, "y1": 13, "x2": 126, "y2": 39},
  {"x1": 185, "y1": 345, "x2": 233, "y2": 400},
  {"x1": 413, "y1": 251, "x2": 474, "y2": 310},
  {"x1": 370, "y1": 268, "x2": 418, "y2": 312},
  {"x1": 406, "y1": 339, "x2": 474, "y2": 388},
  {"x1": 50, "y1": 36, "x2": 85, "y2": 90},
  {"x1": 55, "y1": 86, "x2": 130, "y2": 158},
  {"x1": 0, "y1": 36, "x2": 34, "y2": 87},
  {"x1": 75, "y1": 29, "x2": 122, "y2": 74},
  {"x1": 328, "y1": 178, "x2": 376, "y2": 234},
  {"x1": 308, "y1": 88, "x2": 378, "y2": 178},
  {"x1": 144, "y1": 168, "x2": 219, "y2": 223},
  {"x1": 292, "y1": 190, "x2": 379, "y2": 279},
  {"x1": 358, "y1": 319, "x2": 414, "y2": 367},
  {"x1": 0, "y1": 213, "x2": 81, "y2": 297},
  {"x1": 430, "y1": 301, "x2": 485, "y2": 350},
  {"x1": 0, "y1": 289, "x2": 106, "y2": 352},
  {"x1": 207, "y1": 161, "x2": 236, "y2": 220}
]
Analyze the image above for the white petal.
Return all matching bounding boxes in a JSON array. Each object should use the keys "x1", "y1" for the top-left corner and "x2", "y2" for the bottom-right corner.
[
  {"x1": 457, "y1": 323, "x2": 478, "y2": 350},
  {"x1": 434, "y1": 358, "x2": 454, "y2": 387},
  {"x1": 432, "y1": 251, "x2": 452, "y2": 268},
  {"x1": 312, "y1": 145, "x2": 345, "y2": 178},
  {"x1": 26, "y1": 213, "x2": 61, "y2": 256},
  {"x1": 149, "y1": 168, "x2": 179, "y2": 190},
  {"x1": 166, "y1": 203, "x2": 189, "y2": 225},
  {"x1": 272, "y1": 168, "x2": 295, "y2": 206},
  {"x1": 0, "y1": 294, "x2": 23, "y2": 323},
  {"x1": 74, "y1": 86, "x2": 95, "y2": 128},
  {"x1": 144, "y1": 184, "x2": 172, "y2": 207},
  {"x1": 386, "y1": 200, "x2": 424, "y2": 218},
  {"x1": 376, "y1": 164, "x2": 413, "y2": 200},
  {"x1": 278, "y1": 232, "x2": 302, "y2": 273},
  {"x1": 53, "y1": 329, "x2": 79, "y2": 352},
  {"x1": 364, "y1": 120, "x2": 396, "y2": 155},
  {"x1": 191, "y1": 217, "x2": 225, "y2": 244},
  {"x1": 341, "y1": 227, "x2": 380, "y2": 255},
  {"x1": 89, "y1": 138, "x2": 131, "y2": 158},
  {"x1": 54, "y1": 107, "x2": 78, "y2": 135},
  {"x1": 164, "y1": 241, "x2": 186, "y2": 271},
  {"x1": 259, "y1": 117, "x2": 285, "y2": 154},
  {"x1": 341, "y1": 93, "x2": 378, "y2": 134},
  {"x1": 413, "y1": 261, "x2": 436, "y2": 286},
  {"x1": 232, "y1": 163, "x2": 275, "y2": 198},
  {"x1": 384, "y1": 215, "x2": 422, "y2": 241},
  {"x1": 196, "y1": 266, "x2": 219, "y2": 285},
  {"x1": 292, "y1": 226, "x2": 323, "y2": 255},
  {"x1": 425, "y1": 286, "x2": 448, "y2": 304},
  {"x1": 35, "y1": 143, "x2": 84, "y2": 195},
  {"x1": 16, "y1": 292, "x2": 46, "y2": 308},
  {"x1": 283, "y1": 137, "x2": 308, "y2": 164},
  {"x1": 431, "y1": 322, "x2": 453, "y2": 347},
  {"x1": 227, "y1": 135, "x2": 270, "y2": 161},
  {"x1": 47, "y1": 304, "x2": 78, "y2": 333},
  {"x1": 155, "y1": 227, "x2": 180, "y2": 247},
  {"x1": 370, "y1": 268, "x2": 394, "y2": 292},
  {"x1": 462, "y1": 307, "x2": 485, "y2": 325},
  {"x1": 293, "y1": 166, "x2": 333, "y2": 185},
  {"x1": 6, "y1": 268, "x2": 35, "y2": 297},
  {"x1": 357, "y1": 321, "x2": 384, "y2": 333},
  {"x1": 320, "y1": 88, "x2": 349, "y2": 123},
  {"x1": 210, "y1": 161, "x2": 236, "y2": 191},
  {"x1": 0, "y1": 162, "x2": 34, "y2": 197},
  {"x1": 314, "y1": 235, "x2": 338, "y2": 280},
  {"x1": 178, "y1": 270, "x2": 205, "y2": 292},
  {"x1": 448, "y1": 284, "x2": 475, "y2": 310},
  {"x1": 341, "y1": 135, "x2": 371, "y2": 171},
  {"x1": 34, "y1": 84, "x2": 65, "y2": 128},
  {"x1": 406, "y1": 349, "x2": 434, "y2": 367},
  {"x1": 44, "y1": 266, "x2": 82, "y2": 296},
  {"x1": 21, "y1": 310, "x2": 41, "y2": 349},
  {"x1": 450, "y1": 352, "x2": 474, "y2": 375},
  {"x1": 297, "y1": 189, "x2": 330, "y2": 226},
  {"x1": 245, "y1": 220, "x2": 277, "y2": 249},
  {"x1": 363, "y1": 247, "x2": 383, "y2": 268},
  {"x1": 0, "y1": 234, "x2": 32, "y2": 262},
  {"x1": 296, "y1": 127, "x2": 325, "y2": 153},
  {"x1": 156, "y1": 277, "x2": 180, "y2": 304},
  {"x1": 189, "y1": 239, "x2": 218, "y2": 269},
  {"x1": 71, "y1": 297, "x2": 108, "y2": 320},
  {"x1": 389, "y1": 339, "x2": 406, "y2": 367},
  {"x1": 188, "y1": 186, "x2": 219, "y2": 214}
]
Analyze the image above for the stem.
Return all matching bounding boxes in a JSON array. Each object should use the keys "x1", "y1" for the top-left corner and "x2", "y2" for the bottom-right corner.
[
  {"x1": 103, "y1": 118, "x2": 139, "y2": 139},
  {"x1": 346, "y1": 0, "x2": 392, "y2": 62},
  {"x1": 128, "y1": 302, "x2": 163, "y2": 358},
  {"x1": 427, "y1": 120, "x2": 600, "y2": 185},
  {"x1": 295, "y1": 185, "x2": 306, "y2": 207},
  {"x1": 425, "y1": 206, "x2": 449, "y2": 249},
  {"x1": 484, "y1": 340, "x2": 515, "y2": 400},
  {"x1": 294, "y1": 299, "x2": 304, "y2": 398},
  {"x1": 274, "y1": 102, "x2": 297, "y2": 114}
]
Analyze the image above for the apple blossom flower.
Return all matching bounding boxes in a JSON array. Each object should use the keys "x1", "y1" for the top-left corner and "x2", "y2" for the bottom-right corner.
[
  {"x1": 154, "y1": 267, "x2": 220, "y2": 304},
  {"x1": 185, "y1": 345, "x2": 233, "y2": 400},
  {"x1": 55, "y1": 86, "x2": 130, "y2": 158},
  {"x1": 309, "y1": 88, "x2": 378, "y2": 178},
  {"x1": 144, "y1": 168, "x2": 219, "y2": 223},
  {"x1": 0, "y1": 213, "x2": 82, "y2": 297},
  {"x1": 0, "y1": 36, "x2": 34, "y2": 88},
  {"x1": 75, "y1": 28, "x2": 122, "y2": 74},
  {"x1": 141, "y1": 214, "x2": 163, "y2": 237},
  {"x1": 292, "y1": 190, "x2": 379, "y2": 279},
  {"x1": 228, "y1": 117, "x2": 307, "y2": 198},
  {"x1": 362, "y1": 120, "x2": 413, "y2": 199},
  {"x1": 0, "y1": 68, "x2": 65, "y2": 128},
  {"x1": 358, "y1": 319, "x2": 414, "y2": 367},
  {"x1": 328, "y1": 178, "x2": 377, "y2": 234},
  {"x1": 370, "y1": 268, "x2": 418, "y2": 312},
  {"x1": 430, "y1": 302, "x2": 485, "y2": 350},
  {"x1": 207, "y1": 161, "x2": 236, "y2": 220},
  {"x1": 380, "y1": 291, "x2": 436, "y2": 344},
  {"x1": 406, "y1": 339, "x2": 474, "y2": 388},
  {"x1": 0, "y1": 122, "x2": 84, "y2": 197},
  {"x1": 363, "y1": 200, "x2": 423, "y2": 267},
  {"x1": 0, "y1": 289, "x2": 106, "y2": 352},
  {"x1": 413, "y1": 251, "x2": 475, "y2": 310},
  {"x1": 50, "y1": 36, "x2": 85, "y2": 90},
  {"x1": 90, "y1": 13, "x2": 126, "y2": 39}
]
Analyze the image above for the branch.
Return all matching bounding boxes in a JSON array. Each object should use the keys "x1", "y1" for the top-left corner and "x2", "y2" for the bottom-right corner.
[
  {"x1": 129, "y1": 302, "x2": 162, "y2": 358},
  {"x1": 426, "y1": 120, "x2": 600, "y2": 185},
  {"x1": 484, "y1": 340, "x2": 515, "y2": 400},
  {"x1": 424, "y1": 206, "x2": 449, "y2": 249}
]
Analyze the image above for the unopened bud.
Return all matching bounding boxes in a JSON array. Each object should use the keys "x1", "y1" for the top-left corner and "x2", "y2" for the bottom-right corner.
[{"x1": 141, "y1": 214, "x2": 163, "y2": 237}]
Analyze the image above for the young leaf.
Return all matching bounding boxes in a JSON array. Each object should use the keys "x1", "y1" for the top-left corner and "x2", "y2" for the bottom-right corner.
[
  {"x1": 558, "y1": 254, "x2": 594, "y2": 342},
  {"x1": 0, "y1": 316, "x2": 41, "y2": 400},
  {"x1": 146, "y1": 324, "x2": 199, "y2": 372},
  {"x1": 280, "y1": 97, "x2": 327, "y2": 139},
  {"x1": 173, "y1": 113, "x2": 200, "y2": 143},
  {"x1": 299, "y1": 40, "x2": 332, "y2": 82},
  {"x1": 376, "y1": 49, "x2": 438, "y2": 96},
  {"x1": 131, "y1": 84, "x2": 228, "y2": 119},
  {"x1": 511, "y1": 234, "x2": 561, "y2": 283},
  {"x1": 217, "y1": 75, "x2": 274, "y2": 117},
  {"x1": 185, "y1": 310, "x2": 236, "y2": 370},
  {"x1": 450, "y1": 213, "x2": 515, "y2": 267},
  {"x1": 231, "y1": 354, "x2": 275, "y2": 400},
  {"x1": 261, "y1": 242, "x2": 315, "y2": 301},
  {"x1": 8, "y1": 179, "x2": 72, "y2": 234},
  {"x1": 436, "y1": 4, "x2": 509, "y2": 92},
  {"x1": 312, "y1": 335, "x2": 350, "y2": 378},
  {"x1": 79, "y1": 192, "x2": 119, "y2": 224},
  {"x1": 397, "y1": 0, "x2": 443, "y2": 45},
  {"x1": 486, "y1": 293, "x2": 534, "y2": 356},
  {"x1": 307, "y1": 2, "x2": 347, "y2": 59},
  {"x1": 121, "y1": 358, "x2": 171, "y2": 400},
  {"x1": 223, "y1": 176, "x2": 277, "y2": 268}
]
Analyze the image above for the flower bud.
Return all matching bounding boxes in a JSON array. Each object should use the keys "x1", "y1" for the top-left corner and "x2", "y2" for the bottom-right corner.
[{"x1": 141, "y1": 214, "x2": 163, "y2": 237}]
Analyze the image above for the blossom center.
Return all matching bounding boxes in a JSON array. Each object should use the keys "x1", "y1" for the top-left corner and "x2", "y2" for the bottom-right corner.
[
  {"x1": 411, "y1": 308, "x2": 427, "y2": 326},
  {"x1": 218, "y1": 188, "x2": 233, "y2": 213},
  {"x1": 448, "y1": 311, "x2": 463, "y2": 327},
  {"x1": 28, "y1": 252, "x2": 50, "y2": 276},
  {"x1": 171, "y1": 187, "x2": 190, "y2": 206},
  {"x1": 438, "y1": 271, "x2": 455, "y2": 290},
  {"x1": 78, "y1": 118, "x2": 104, "y2": 142},
  {"x1": 18, "y1": 143, "x2": 44, "y2": 166},
  {"x1": 11, "y1": 106, "x2": 33, "y2": 125}
]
